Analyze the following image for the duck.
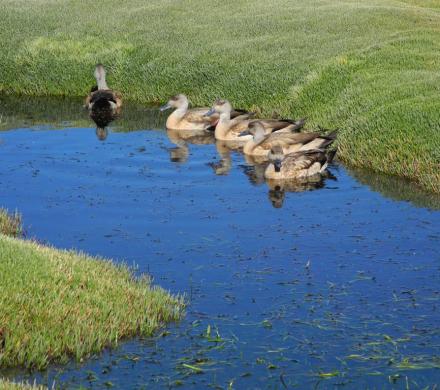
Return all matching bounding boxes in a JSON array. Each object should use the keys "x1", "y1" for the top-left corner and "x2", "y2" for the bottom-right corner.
[
  {"x1": 264, "y1": 145, "x2": 336, "y2": 180},
  {"x1": 205, "y1": 99, "x2": 304, "y2": 141},
  {"x1": 160, "y1": 94, "x2": 251, "y2": 131},
  {"x1": 85, "y1": 64, "x2": 122, "y2": 111},
  {"x1": 243, "y1": 121, "x2": 336, "y2": 157}
]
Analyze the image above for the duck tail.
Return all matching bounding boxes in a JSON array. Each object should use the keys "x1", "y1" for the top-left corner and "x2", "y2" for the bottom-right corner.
[
  {"x1": 318, "y1": 126, "x2": 338, "y2": 139},
  {"x1": 326, "y1": 149, "x2": 337, "y2": 164},
  {"x1": 325, "y1": 129, "x2": 338, "y2": 140},
  {"x1": 315, "y1": 127, "x2": 338, "y2": 149},
  {"x1": 292, "y1": 117, "x2": 306, "y2": 131}
]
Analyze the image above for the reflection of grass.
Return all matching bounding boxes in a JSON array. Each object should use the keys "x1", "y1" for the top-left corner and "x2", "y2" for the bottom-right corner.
[
  {"x1": 0, "y1": 379, "x2": 46, "y2": 390},
  {"x1": 348, "y1": 167, "x2": 440, "y2": 210},
  {"x1": 0, "y1": 95, "x2": 164, "y2": 132},
  {"x1": 0, "y1": 232, "x2": 183, "y2": 369},
  {"x1": 1, "y1": 0, "x2": 440, "y2": 191},
  {"x1": 0, "y1": 209, "x2": 22, "y2": 238}
]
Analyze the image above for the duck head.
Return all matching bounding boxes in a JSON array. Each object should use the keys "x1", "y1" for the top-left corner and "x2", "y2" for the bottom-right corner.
[
  {"x1": 205, "y1": 99, "x2": 232, "y2": 117},
  {"x1": 268, "y1": 144, "x2": 284, "y2": 172},
  {"x1": 244, "y1": 121, "x2": 266, "y2": 141},
  {"x1": 160, "y1": 94, "x2": 189, "y2": 112}
]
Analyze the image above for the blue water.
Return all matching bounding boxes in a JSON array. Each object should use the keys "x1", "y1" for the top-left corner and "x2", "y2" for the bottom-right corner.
[{"x1": 0, "y1": 98, "x2": 439, "y2": 389}]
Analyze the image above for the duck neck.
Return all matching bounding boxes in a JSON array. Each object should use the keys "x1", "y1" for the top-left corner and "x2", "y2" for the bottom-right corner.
[
  {"x1": 96, "y1": 72, "x2": 108, "y2": 90},
  {"x1": 218, "y1": 112, "x2": 231, "y2": 124},
  {"x1": 254, "y1": 131, "x2": 266, "y2": 145},
  {"x1": 243, "y1": 137, "x2": 257, "y2": 154},
  {"x1": 244, "y1": 132, "x2": 264, "y2": 154},
  {"x1": 166, "y1": 104, "x2": 188, "y2": 128},
  {"x1": 172, "y1": 102, "x2": 189, "y2": 119},
  {"x1": 215, "y1": 112, "x2": 231, "y2": 139}
]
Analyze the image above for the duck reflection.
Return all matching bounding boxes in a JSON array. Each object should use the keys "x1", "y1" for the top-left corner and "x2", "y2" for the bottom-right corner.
[
  {"x1": 166, "y1": 128, "x2": 215, "y2": 163},
  {"x1": 242, "y1": 154, "x2": 272, "y2": 184},
  {"x1": 267, "y1": 169, "x2": 337, "y2": 208},
  {"x1": 266, "y1": 177, "x2": 326, "y2": 208},
  {"x1": 207, "y1": 141, "x2": 233, "y2": 175},
  {"x1": 89, "y1": 102, "x2": 120, "y2": 141},
  {"x1": 209, "y1": 140, "x2": 251, "y2": 176},
  {"x1": 240, "y1": 159, "x2": 267, "y2": 186}
]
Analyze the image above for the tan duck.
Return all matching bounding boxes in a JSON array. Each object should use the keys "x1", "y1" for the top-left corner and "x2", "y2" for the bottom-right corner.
[
  {"x1": 85, "y1": 64, "x2": 122, "y2": 111},
  {"x1": 205, "y1": 99, "x2": 304, "y2": 142},
  {"x1": 264, "y1": 145, "x2": 335, "y2": 180},
  {"x1": 243, "y1": 121, "x2": 336, "y2": 157},
  {"x1": 160, "y1": 94, "x2": 251, "y2": 131}
]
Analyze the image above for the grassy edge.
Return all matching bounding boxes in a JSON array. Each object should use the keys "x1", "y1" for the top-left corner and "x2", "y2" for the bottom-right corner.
[{"x1": 0, "y1": 208, "x2": 184, "y2": 370}]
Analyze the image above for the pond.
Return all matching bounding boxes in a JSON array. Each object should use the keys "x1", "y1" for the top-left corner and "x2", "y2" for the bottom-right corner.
[{"x1": 0, "y1": 95, "x2": 439, "y2": 389}]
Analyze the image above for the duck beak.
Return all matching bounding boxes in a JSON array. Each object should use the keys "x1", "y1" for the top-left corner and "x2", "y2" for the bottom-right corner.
[
  {"x1": 274, "y1": 160, "x2": 282, "y2": 172},
  {"x1": 160, "y1": 102, "x2": 172, "y2": 112},
  {"x1": 239, "y1": 129, "x2": 251, "y2": 137},
  {"x1": 205, "y1": 108, "x2": 216, "y2": 117}
]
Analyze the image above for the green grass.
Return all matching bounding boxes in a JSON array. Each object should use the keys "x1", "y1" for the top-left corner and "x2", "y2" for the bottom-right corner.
[
  {"x1": 1, "y1": 0, "x2": 440, "y2": 191},
  {"x1": 0, "y1": 379, "x2": 46, "y2": 390},
  {"x1": 0, "y1": 233, "x2": 184, "y2": 369}
]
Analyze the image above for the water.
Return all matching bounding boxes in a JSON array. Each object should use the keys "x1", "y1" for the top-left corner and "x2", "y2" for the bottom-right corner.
[{"x1": 1, "y1": 96, "x2": 439, "y2": 389}]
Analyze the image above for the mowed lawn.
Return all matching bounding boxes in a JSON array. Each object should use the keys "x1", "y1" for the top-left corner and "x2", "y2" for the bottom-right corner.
[{"x1": 1, "y1": 0, "x2": 440, "y2": 190}]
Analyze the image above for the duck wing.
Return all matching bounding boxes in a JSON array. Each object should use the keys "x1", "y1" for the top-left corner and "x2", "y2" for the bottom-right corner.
[
  {"x1": 227, "y1": 116, "x2": 251, "y2": 134},
  {"x1": 300, "y1": 130, "x2": 337, "y2": 150},
  {"x1": 185, "y1": 108, "x2": 214, "y2": 123},
  {"x1": 231, "y1": 109, "x2": 255, "y2": 119},
  {"x1": 270, "y1": 132, "x2": 321, "y2": 147},
  {"x1": 259, "y1": 118, "x2": 306, "y2": 133},
  {"x1": 284, "y1": 149, "x2": 328, "y2": 171}
]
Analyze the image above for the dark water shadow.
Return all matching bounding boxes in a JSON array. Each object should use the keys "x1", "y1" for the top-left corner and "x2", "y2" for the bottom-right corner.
[
  {"x1": 348, "y1": 166, "x2": 440, "y2": 210},
  {"x1": 0, "y1": 94, "x2": 164, "y2": 133}
]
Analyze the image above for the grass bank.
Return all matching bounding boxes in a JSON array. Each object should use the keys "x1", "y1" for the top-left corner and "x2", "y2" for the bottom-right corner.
[
  {"x1": 0, "y1": 213, "x2": 183, "y2": 370},
  {"x1": 1, "y1": 0, "x2": 440, "y2": 191}
]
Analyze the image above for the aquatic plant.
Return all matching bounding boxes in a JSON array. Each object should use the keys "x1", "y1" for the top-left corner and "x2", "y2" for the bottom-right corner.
[
  {"x1": 0, "y1": 379, "x2": 46, "y2": 390},
  {"x1": 0, "y1": 209, "x2": 23, "y2": 238}
]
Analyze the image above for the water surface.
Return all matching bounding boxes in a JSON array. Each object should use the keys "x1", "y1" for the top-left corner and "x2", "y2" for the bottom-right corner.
[{"x1": 1, "y1": 96, "x2": 439, "y2": 389}]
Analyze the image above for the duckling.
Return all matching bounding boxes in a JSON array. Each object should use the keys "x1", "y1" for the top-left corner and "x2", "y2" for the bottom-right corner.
[
  {"x1": 264, "y1": 145, "x2": 335, "y2": 180},
  {"x1": 205, "y1": 99, "x2": 304, "y2": 141},
  {"x1": 85, "y1": 64, "x2": 122, "y2": 111},
  {"x1": 160, "y1": 94, "x2": 250, "y2": 131},
  {"x1": 243, "y1": 121, "x2": 336, "y2": 157}
]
